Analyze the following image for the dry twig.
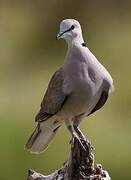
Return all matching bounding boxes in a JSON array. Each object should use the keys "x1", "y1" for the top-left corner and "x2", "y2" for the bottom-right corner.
[{"x1": 27, "y1": 137, "x2": 111, "y2": 180}]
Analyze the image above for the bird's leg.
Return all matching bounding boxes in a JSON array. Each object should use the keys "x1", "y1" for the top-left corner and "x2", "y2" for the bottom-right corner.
[
  {"x1": 73, "y1": 125, "x2": 93, "y2": 152},
  {"x1": 65, "y1": 119, "x2": 86, "y2": 151},
  {"x1": 73, "y1": 117, "x2": 86, "y2": 141},
  {"x1": 73, "y1": 125, "x2": 86, "y2": 142}
]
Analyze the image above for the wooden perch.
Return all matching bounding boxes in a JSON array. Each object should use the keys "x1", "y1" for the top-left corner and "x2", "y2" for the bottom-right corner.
[{"x1": 27, "y1": 136, "x2": 111, "y2": 180}]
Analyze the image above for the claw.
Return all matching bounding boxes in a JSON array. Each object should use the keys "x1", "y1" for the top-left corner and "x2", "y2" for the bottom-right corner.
[
  {"x1": 74, "y1": 126, "x2": 86, "y2": 141},
  {"x1": 65, "y1": 121, "x2": 86, "y2": 151},
  {"x1": 72, "y1": 132, "x2": 86, "y2": 151}
]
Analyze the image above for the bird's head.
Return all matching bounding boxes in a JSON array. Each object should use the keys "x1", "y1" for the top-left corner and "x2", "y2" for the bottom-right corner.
[{"x1": 57, "y1": 19, "x2": 83, "y2": 44}]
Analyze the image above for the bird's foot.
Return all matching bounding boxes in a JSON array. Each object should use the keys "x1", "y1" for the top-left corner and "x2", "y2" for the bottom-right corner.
[
  {"x1": 71, "y1": 132, "x2": 86, "y2": 152},
  {"x1": 74, "y1": 126, "x2": 87, "y2": 141},
  {"x1": 73, "y1": 126, "x2": 94, "y2": 152}
]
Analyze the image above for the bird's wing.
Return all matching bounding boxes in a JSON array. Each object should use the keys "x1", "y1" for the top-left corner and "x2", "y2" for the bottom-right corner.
[
  {"x1": 88, "y1": 79, "x2": 112, "y2": 116},
  {"x1": 35, "y1": 67, "x2": 68, "y2": 122},
  {"x1": 89, "y1": 90, "x2": 108, "y2": 116}
]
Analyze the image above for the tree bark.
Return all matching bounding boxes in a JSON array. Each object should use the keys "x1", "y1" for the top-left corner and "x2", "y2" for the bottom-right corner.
[{"x1": 27, "y1": 136, "x2": 111, "y2": 180}]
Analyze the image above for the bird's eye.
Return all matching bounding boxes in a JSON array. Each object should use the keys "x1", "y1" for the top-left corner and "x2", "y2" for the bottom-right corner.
[{"x1": 71, "y1": 25, "x2": 75, "y2": 30}]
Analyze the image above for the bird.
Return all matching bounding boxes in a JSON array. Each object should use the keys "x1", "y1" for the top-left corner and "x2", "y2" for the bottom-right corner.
[{"x1": 25, "y1": 19, "x2": 114, "y2": 154}]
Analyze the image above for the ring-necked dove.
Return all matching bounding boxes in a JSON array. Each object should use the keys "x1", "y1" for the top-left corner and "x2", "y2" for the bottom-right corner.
[{"x1": 25, "y1": 19, "x2": 114, "y2": 154}]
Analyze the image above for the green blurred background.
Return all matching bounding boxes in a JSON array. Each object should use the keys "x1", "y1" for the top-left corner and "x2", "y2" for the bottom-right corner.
[{"x1": 0, "y1": 0, "x2": 131, "y2": 179}]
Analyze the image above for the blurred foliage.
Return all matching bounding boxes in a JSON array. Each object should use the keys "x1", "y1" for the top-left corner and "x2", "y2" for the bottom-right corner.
[{"x1": 0, "y1": 0, "x2": 131, "y2": 179}]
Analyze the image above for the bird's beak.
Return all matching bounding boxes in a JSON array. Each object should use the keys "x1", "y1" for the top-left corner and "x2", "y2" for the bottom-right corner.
[
  {"x1": 56, "y1": 32, "x2": 64, "y2": 40},
  {"x1": 56, "y1": 26, "x2": 73, "y2": 40}
]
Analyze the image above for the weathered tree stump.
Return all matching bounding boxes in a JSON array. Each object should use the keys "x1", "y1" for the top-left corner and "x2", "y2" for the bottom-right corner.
[{"x1": 27, "y1": 136, "x2": 111, "y2": 180}]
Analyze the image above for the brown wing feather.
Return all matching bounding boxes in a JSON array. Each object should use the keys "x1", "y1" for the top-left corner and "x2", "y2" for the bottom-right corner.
[
  {"x1": 35, "y1": 68, "x2": 67, "y2": 122},
  {"x1": 89, "y1": 91, "x2": 108, "y2": 116}
]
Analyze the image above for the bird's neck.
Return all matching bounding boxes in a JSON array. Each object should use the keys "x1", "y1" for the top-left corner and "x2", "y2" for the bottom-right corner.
[{"x1": 66, "y1": 34, "x2": 85, "y2": 48}]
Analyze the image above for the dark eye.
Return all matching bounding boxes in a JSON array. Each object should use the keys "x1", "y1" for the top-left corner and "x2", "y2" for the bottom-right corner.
[{"x1": 71, "y1": 25, "x2": 75, "y2": 30}]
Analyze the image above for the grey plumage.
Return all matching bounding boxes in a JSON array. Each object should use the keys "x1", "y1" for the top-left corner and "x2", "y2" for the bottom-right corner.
[
  {"x1": 25, "y1": 19, "x2": 114, "y2": 153},
  {"x1": 35, "y1": 68, "x2": 67, "y2": 122},
  {"x1": 26, "y1": 68, "x2": 67, "y2": 153}
]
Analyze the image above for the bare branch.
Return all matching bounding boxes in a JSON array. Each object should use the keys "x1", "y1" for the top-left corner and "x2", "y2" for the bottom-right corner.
[{"x1": 27, "y1": 137, "x2": 111, "y2": 180}]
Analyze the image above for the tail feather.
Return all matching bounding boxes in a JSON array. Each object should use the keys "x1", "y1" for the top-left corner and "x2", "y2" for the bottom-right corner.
[{"x1": 25, "y1": 115, "x2": 62, "y2": 154}]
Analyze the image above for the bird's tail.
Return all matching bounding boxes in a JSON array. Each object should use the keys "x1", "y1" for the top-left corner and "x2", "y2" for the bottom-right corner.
[{"x1": 25, "y1": 115, "x2": 62, "y2": 154}]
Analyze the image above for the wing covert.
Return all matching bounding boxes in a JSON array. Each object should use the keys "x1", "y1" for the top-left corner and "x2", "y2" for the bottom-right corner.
[{"x1": 35, "y1": 68, "x2": 67, "y2": 122}]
